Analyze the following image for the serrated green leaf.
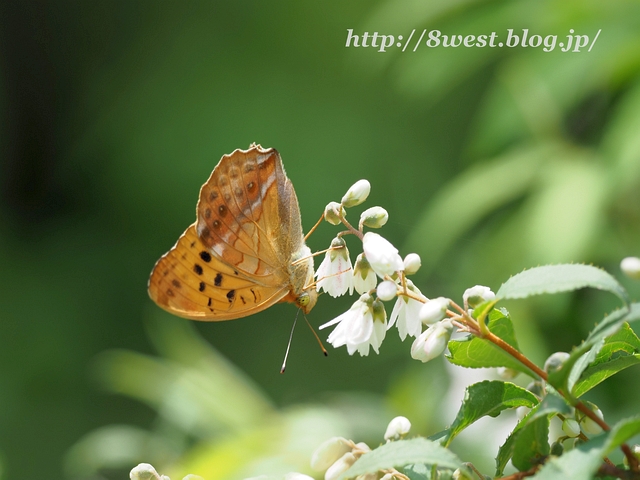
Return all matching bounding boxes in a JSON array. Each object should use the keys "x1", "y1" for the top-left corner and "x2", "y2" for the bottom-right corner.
[
  {"x1": 572, "y1": 323, "x2": 640, "y2": 398},
  {"x1": 533, "y1": 416, "x2": 640, "y2": 480},
  {"x1": 547, "y1": 305, "x2": 640, "y2": 396},
  {"x1": 338, "y1": 438, "x2": 464, "y2": 480},
  {"x1": 496, "y1": 394, "x2": 570, "y2": 476},
  {"x1": 496, "y1": 264, "x2": 629, "y2": 305},
  {"x1": 512, "y1": 415, "x2": 550, "y2": 472},
  {"x1": 448, "y1": 308, "x2": 533, "y2": 376},
  {"x1": 442, "y1": 381, "x2": 538, "y2": 446},
  {"x1": 587, "y1": 303, "x2": 640, "y2": 342}
]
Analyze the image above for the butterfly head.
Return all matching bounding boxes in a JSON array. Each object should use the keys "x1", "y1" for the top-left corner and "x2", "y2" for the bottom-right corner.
[{"x1": 296, "y1": 288, "x2": 318, "y2": 314}]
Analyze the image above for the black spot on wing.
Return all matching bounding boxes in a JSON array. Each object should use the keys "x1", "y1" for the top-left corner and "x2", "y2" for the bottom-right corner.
[{"x1": 226, "y1": 289, "x2": 235, "y2": 303}]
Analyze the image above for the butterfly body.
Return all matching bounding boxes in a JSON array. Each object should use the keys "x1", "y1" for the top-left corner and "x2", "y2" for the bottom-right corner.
[{"x1": 148, "y1": 144, "x2": 317, "y2": 321}]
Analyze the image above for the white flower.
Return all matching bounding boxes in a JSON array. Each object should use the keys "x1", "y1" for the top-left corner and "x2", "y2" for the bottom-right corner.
[
  {"x1": 410, "y1": 319, "x2": 454, "y2": 363},
  {"x1": 311, "y1": 437, "x2": 352, "y2": 471},
  {"x1": 320, "y1": 294, "x2": 385, "y2": 356},
  {"x1": 384, "y1": 416, "x2": 411, "y2": 441},
  {"x1": 325, "y1": 452, "x2": 357, "y2": 480},
  {"x1": 418, "y1": 297, "x2": 449, "y2": 325},
  {"x1": 359, "y1": 206, "x2": 388, "y2": 229},
  {"x1": 388, "y1": 281, "x2": 425, "y2": 340},
  {"x1": 369, "y1": 298, "x2": 387, "y2": 354},
  {"x1": 403, "y1": 253, "x2": 421, "y2": 275},
  {"x1": 462, "y1": 285, "x2": 496, "y2": 308},
  {"x1": 353, "y1": 253, "x2": 378, "y2": 294},
  {"x1": 316, "y1": 237, "x2": 354, "y2": 297},
  {"x1": 376, "y1": 280, "x2": 397, "y2": 301},
  {"x1": 621, "y1": 256, "x2": 640, "y2": 280},
  {"x1": 362, "y1": 232, "x2": 404, "y2": 277},
  {"x1": 341, "y1": 179, "x2": 371, "y2": 208}
]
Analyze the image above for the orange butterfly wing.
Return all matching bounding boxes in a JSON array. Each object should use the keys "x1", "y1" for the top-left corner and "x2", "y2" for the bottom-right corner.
[{"x1": 148, "y1": 144, "x2": 316, "y2": 321}]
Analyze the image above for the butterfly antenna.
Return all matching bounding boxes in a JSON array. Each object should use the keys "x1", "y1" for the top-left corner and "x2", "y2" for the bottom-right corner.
[
  {"x1": 303, "y1": 213, "x2": 325, "y2": 242},
  {"x1": 304, "y1": 313, "x2": 328, "y2": 357},
  {"x1": 280, "y1": 310, "x2": 300, "y2": 374}
]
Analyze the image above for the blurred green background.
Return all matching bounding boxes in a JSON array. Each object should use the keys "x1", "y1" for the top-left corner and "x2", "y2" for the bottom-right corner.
[{"x1": 2, "y1": 1, "x2": 640, "y2": 479}]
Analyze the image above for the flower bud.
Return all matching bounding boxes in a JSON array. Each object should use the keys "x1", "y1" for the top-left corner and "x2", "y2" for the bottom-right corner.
[
  {"x1": 359, "y1": 206, "x2": 388, "y2": 229},
  {"x1": 418, "y1": 297, "x2": 449, "y2": 325},
  {"x1": 410, "y1": 319, "x2": 453, "y2": 363},
  {"x1": 544, "y1": 352, "x2": 570, "y2": 374},
  {"x1": 526, "y1": 381, "x2": 544, "y2": 397},
  {"x1": 310, "y1": 436, "x2": 352, "y2": 471},
  {"x1": 550, "y1": 441, "x2": 564, "y2": 456},
  {"x1": 353, "y1": 253, "x2": 377, "y2": 294},
  {"x1": 562, "y1": 418, "x2": 581, "y2": 438},
  {"x1": 516, "y1": 406, "x2": 530, "y2": 420},
  {"x1": 341, "y1": 179, "x2": 371, "y2": 208},
  {"x1": 376, "y1": 280, "x2": 397, "y2": 301},
  {"x1": 579, "y1": 402, "x2": 604, "y2": 435},
  {"x1": 403, "y1": 253, "x2": 421, "y2": 275},
  {"x1": 353, "y1": 442, "x2": 371, "y2": 454},
  {"x1": 462, "y1": 285, "x2": 496, "y2": 308},
  {"x1": 384, "y1": 416, "x2": 411, "y2": 441},
  {"x1": 621, "y1": 256, "x2": 640, "y2": 280},
  {"x1": 325, "y1": 452, "x2": 357, "y2": 480},
  {"x1": 362, "y1": 232, "x2": 404, "y2": 277},
  {"x1": 130, "y1": 464, "x2": 161, "y2": 480},
  {"x1": 324, "y1": 201, "x2": 345, "y2": 225}
]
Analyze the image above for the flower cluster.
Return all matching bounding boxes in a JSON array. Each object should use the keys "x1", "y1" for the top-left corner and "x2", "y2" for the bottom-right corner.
[
  {"x1": 314, "y1": 179, "x2": 496, "y2": 363},
  {"x1": 310, "y1": 416, "x2": 412, "y2": 480}
]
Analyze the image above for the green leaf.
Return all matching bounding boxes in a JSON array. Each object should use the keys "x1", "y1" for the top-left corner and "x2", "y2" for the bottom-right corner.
[
  {"x1": 338, "y1": 438, "x2": 464, "y2": 480},
  {"x1": 496, "y1": 394, "x2": 570, "y2": 476},
  {"x1": 442, "y1": 381, "x2": 538, "y2": 446},
  {"x1": 496, "y1": 264, "x2": 629, "y2": 305},
  {"x1": 448, "y1": 308, "x2": 534, "y2": 376},
  {"x1": 533, "y1": 416, "x2": 640, "y2": 480},
  {"x1": 587, "y1": 302, "x2": 640, "y2": 342},
  {"x1": 572, "y1": 323, "x2": 640, "y2": 398},
  {"x1": 511, "y1": 415, "x2": 550, "y2": 472},
  {"x1": 547, "y1": 304, "x2": 640, "y2": 396}
]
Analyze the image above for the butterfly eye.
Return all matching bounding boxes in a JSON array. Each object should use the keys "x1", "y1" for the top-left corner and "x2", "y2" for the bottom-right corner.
[{"x1": 296, "y1": 292, "x2": 311, "y2": 308}]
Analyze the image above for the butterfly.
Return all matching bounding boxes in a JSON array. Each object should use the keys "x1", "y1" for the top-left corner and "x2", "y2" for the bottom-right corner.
[{"x1": 148, "y1": 144, "x2": 318, "y2": 321}]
